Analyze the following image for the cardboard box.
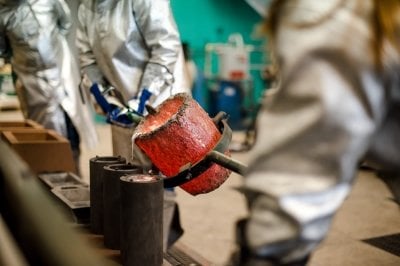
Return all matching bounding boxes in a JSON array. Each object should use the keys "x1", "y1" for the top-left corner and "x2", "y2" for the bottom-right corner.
[
  {"x1": 0, "y1": 120, "x2": 43, "y2": 138},
  {"x1": 2, "y1": 129, "x2": 75, "y2": 174}
]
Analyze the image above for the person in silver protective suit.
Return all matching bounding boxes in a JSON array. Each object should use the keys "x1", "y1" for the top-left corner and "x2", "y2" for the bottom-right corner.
[
  {"x1": 0, "y1": 0, "x2": 98, "y2": 175},
  {"x1": 232, "y1": 0, "x2": 400, "y2": 265},
  {"x1": 76, "y1": 0, "x2": 188, "y2": 250},
  {"x1": 76, "y1": 0, "x2": 190, "y2": 113}
]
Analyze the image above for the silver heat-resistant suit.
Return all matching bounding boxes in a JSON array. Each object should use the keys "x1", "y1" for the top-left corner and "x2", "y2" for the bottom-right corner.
[
  {"x1": 243, "y1": 0, "x2": 400, "y2": 263},
  {"x1": 0, "y1": 0, "x2": 97, "y2": 149},
  {"x1": 76, "y1": 0, "x2": 190, "y2": 107}
]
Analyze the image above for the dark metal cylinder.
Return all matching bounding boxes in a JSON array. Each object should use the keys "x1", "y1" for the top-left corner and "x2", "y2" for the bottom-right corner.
[
  {"x1": 89, "y1": 156, "x2": 126, "y2": 234},
  {"x1": 103, "y1": 163, "x2": 142, "y2": 250},
  {"x1": 120, "y1": 174, "x2": 163, "y2": 266}
]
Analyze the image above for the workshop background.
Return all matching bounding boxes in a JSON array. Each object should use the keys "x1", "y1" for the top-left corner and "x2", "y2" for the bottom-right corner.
[{"x1": 1, "y1": 0, "x2": 400, "y2": 265}]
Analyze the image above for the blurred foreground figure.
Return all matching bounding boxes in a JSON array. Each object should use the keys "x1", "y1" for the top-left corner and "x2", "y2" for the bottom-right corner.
[
  {"x1": 0, "y1": 0, "x2": 98, "y2": 174},
  {"x1": 234, "y1": 1, "x2": 400, "y2": 265}
]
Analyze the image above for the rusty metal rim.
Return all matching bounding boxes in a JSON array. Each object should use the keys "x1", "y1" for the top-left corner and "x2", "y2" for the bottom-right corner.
[
  {"x1": 163, "y1": 116, "x2": 231, "y2": 188},
  {"x1": 133, "y1": 93, "x2": 195, "y2": 140}
]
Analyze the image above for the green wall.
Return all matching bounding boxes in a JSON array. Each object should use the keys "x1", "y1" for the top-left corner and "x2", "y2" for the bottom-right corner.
[
  {"x1": 171, "y1": 0, "x2": 264, "y2": 64},
  {"x1": 171, "y1": 0, "x2": 269, "y2": 111}
]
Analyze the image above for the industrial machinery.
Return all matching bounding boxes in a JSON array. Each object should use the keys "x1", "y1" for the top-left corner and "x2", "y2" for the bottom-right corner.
[
  {"x1": 204, "y1": 33, "x2": 252, "y2": 130},
  {"x1": 204, "y1": 33, "x2": 265, "y2": 131}
]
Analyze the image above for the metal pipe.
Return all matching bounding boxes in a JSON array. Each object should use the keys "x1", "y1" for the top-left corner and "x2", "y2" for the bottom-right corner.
[{"x1": 206, "y1": 150, "x2": 248, "y2": 175}]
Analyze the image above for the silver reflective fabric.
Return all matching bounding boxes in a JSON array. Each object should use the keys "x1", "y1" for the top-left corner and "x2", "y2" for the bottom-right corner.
[
  {"x1": 243, "y1": 0, "x2": 400, "y2": 262},
  {"x1": 0, "y1": 0, "x2": 25, "y2": 6},
  {"x1": 76, "y1": 0, "x2": 190, "y2": 107},
  {"x1": 0, "y1": 0, "x2": 98, "y2": 148}
]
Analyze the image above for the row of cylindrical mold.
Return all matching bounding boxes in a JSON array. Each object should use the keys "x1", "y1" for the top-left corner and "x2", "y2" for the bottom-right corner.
[{"x1": 89, "y1": 155, "x2": 164, "y2": 266}]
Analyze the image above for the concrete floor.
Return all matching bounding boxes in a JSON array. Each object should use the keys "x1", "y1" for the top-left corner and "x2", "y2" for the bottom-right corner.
[
  {"x1": 80, "y1": 121, "x2": 400, "y2": 266},
  {"x1": 2, "y1": 108, "x2": 400, "y2": 265}
]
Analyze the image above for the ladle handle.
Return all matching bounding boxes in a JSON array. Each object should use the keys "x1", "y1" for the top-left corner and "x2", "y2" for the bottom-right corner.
[
  {"x1": 127, "y1": 105, "x2": 156, "y2": 124},
  {"x1": 127, "y1": 111, "x2": 143, "y2": 124},
  {"x1": 206, "y1": 150, "x2": 248, "y2": 175}
]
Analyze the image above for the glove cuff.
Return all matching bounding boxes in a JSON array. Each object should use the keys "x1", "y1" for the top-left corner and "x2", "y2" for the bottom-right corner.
[{"x1": 137, "y1": 88, "x2": 153, "y2": 115}]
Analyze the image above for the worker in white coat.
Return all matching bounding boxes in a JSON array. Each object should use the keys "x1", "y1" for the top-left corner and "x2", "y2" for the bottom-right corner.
[
  {"x1": 232, "y1": 0, "x2": 400, "y2": 265},
  {"x1": 0, "y1": 0, "x2": 98, "y2": 174}
]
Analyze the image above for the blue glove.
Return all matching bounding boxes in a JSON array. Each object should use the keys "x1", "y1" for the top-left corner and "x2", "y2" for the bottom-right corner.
[
  {"x1": 109, "y1": 107, "x2": 133, "y2": 125},
  {"x1": 90, "y1": 83, "x2": 112, "y2": 113},
  {"x1": 137, "y1": 88, "x2": 153, "y2": 115},
  {"x1": 90, "y1": 83, "x2": 130, "y2": 125}
]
